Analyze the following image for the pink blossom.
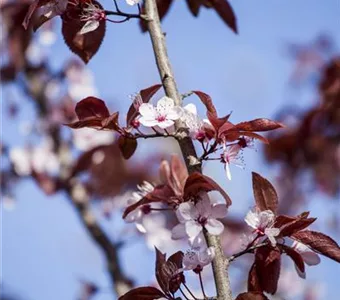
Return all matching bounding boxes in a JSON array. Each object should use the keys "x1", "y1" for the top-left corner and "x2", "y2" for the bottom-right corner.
[
  {"x1": 171, "y1": 193, "x2": 227, "y2": 248},
  {"x1": 221, "y1": 144, "x2": 243, "y2": 180},
  {"x1": 138, "y1": 97, "x2": 180, "y2": 129},
  {"x1": 179, "y1": 103, "x2": 206, "y2": 140},
  {"x1": 182, "y1": 247, "x2": 215, "y2": 272},
  {"x1": 244, "y1": 209, "x2": 280, "y2": 246},
  {"x1": 292, "y1": 241, "x2": 320, "y2": 278},
  {"x1": 124, "y1": 181, "x2": 154, "y2": 233}
]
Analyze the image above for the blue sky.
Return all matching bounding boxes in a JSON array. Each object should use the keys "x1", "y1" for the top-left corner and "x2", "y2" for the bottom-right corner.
[{"x1": 2, "y1": 0, "x2": 340, "y2": 299}]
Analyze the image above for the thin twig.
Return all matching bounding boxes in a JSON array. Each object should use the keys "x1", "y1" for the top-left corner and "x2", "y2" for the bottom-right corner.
[
  {"x1": 180, "y1": 287, "x2": 191, "y2": 300},
  {"x1": 198, "y1": 272, "x2": 207, "y2": 299},
  {"x1": 183, "y1": 282, "x2": 198, "y2": 300},
  {"x1": 228, "y1": 242, "x2": 267, "y2": 262},
  {"x1": 105, "y1": 10, "x2": 141, "y2": 19}
]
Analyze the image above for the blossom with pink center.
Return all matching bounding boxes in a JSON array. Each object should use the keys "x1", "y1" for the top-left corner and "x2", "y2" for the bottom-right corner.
[
  {"x1": 292, "y1": 241, "x2": 320, "y2": 278},
  {"x1": 244, "y1": 209, "x2": 280, "y2": 246},
  {"x1": 182, "y1": 247, "x2": 215, "y2": 273},
  {"x1": 124, "y1": 181, "x2": 154, "y2": 233},
  {"x1": 138, "y1": 97, "x2": 180, "y2": 129},
  {"x1": 221, "y1": 144, "x2": 243, "y2": 180},
  {"x1": 79, "y1": 3, "x2": 106, "y2": 35},
  {"x1": 171, "y1": 193, "x2": 227, "y2": 248}
]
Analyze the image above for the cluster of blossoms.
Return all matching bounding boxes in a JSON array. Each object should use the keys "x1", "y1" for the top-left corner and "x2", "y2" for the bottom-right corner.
[
  {"x1": 134, "y1": 95, "x2": 249, "y2": 180},
  {"x1": 171, "y1": 192, "x2": 227, "y2": 271}
]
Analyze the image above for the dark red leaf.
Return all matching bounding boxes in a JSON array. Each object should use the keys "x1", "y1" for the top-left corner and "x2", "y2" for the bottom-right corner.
[
  {"x1": 291, "y1": 230, "x2": 340, "y2": 263},
  {"x1": 255, "y1": 247, "x2": 281, "y2": 294},
  {"x1": 207, "y1": 111, "x2": 232, "y2": 132},
  {"x1": 279, "y1": 217, "x2": 317, "y2": 237},
  {"x1": 126, "y1": 84, "x2": 162, "y2": 126},
  {"x1": 22, "y1": 0, "x2": 48, "y2": 29},
  {"x1": 280, "y1": 244, "x2": 305, "y2": 275},
  {"x1": 75, "y1": 97, "x2": 110, "y2": 119},
  {"x1": 62, "y1": 2, "x2": 105, "y2": 63},
  {"x1": 154, "y1": 248, "x2": 183, "y2": 296},
  {"x1": 248, "y1": 262, "x2": 261, "y2": 292},
  {"x1": 118, "y1": 286, "x2": 166, "y2": 300},
  {"x1": 274, "y1": 215, "x2": 297, "y2": 228},
  {"x1": 252, "y1": 172, "x2": 278, "y2": 213},
  {"x1": 235, "y1": 292, "x2": 269, "y2": 300},
  {"x1": 169, "y1": 155, "x2": 188, "y2": 196},
  {"x1": 192, "y1": 90, "x2": 217, "y2": 117},
  {"x1": 184, "y1": 172, "x2": 232, "y2": 206},
  {"x1": 235, "y1": 118, "x2": 284, "y2": 132},
  {"x1": 101, "y1": 112, "x2": 120, "y2": 131},
  {"x1": 210, "y1": 0, "x2": 238, "y2": 33},
  {"x1": 167, "y1": 251, "x2": 184, "y2": 294},
  {"x1": 118, "y1": 136, "x2": 138, "y2": 159},
  {"x1": 186, "y1": 0, "x2": 202, "y2": 16}
]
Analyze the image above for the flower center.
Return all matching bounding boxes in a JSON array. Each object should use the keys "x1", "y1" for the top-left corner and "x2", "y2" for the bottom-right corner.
[
  {"x1": 156, "y1": 115, "x2": 166, "y2": 122},
  {"x1": 197, "y1": 216, "x2": 207, "y2": 225}
]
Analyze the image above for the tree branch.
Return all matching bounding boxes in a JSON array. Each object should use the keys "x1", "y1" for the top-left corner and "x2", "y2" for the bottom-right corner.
[
  {"x1": 21, "y1": 72, "x2": 133, "y2": 298},
  {"x1": 143, "y1": 1, "x2": 233, "y2": 298},
  {"x1": 64, "y1": 180, "x2": 132, "y2": 297}
]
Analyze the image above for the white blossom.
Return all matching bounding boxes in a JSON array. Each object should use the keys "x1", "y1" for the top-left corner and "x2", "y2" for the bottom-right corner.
[
  {"x1": 182, "y1": 247, "x2": 215, "y2": 272},
  {"x1": 244, "y1": 209, "x2": 280, "y2": 246},
  {"x1": 138, "y1": 97, "x2": 180, "y2": 129},
  {"x1": 171, "y1": 193, "x2": 227, "y2": 249}
]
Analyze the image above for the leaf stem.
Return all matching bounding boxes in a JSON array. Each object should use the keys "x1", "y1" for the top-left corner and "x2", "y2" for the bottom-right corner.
[
  {"x1": 183, "y1": 282, "x2": 198, "y2": 300},
  {"x1": 198, "y1": 272, "x2": 208, "y2": 299},
  {"x1": 228, "y1": 242, "x2": 267, "y2": 262}
]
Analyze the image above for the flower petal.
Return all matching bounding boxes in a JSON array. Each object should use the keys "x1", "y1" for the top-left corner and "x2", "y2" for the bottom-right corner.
[
  {"x1": 244, "y1": 210, "x2": 259, "y2": 229},
  {"x1": 185, "y1": 220, "x2": 202, "y2": 238},
  {"x1": 195, "y1": 193, "x2": 212, "y2": 218},
  {"x1": 139, "y1": 116, "x2": 159, "y2": 127},
  {"x1": 79, "y1": 20, "x2": 100, "y2": 35},
  {"x1": 176, "y1": 202, "x2": 197, "y2": 223},
  {"x1": 211, "y1": 204, "x2": 228, "y2": 219},
  {"x1": 225, "y1": 163, "x2": 232, "y2": 180},
  {"x1": 301, "y1": 251, "x2": 321, "y2": 266},
  {"x1": 205, "y1": 219, "x2": 224, "y2": 235},
  {"x1": 156, "y1": 96, "x2": 174, "y2": 113},
  {"x1": 139, "y1": 103, "x2": 156, "y2": 118},
  {"x1": 157, "y1": 119, "x2": 175, "y2": 129},
  {"x1": 189, "y1": 232, "x2": 206, "y2": 250},
  {"x1": 171, "y1": 223, "x2": 187, "y2": 240},
  {"x1": 184, "y1": 103, "x2": 198, "y2": 115}
]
